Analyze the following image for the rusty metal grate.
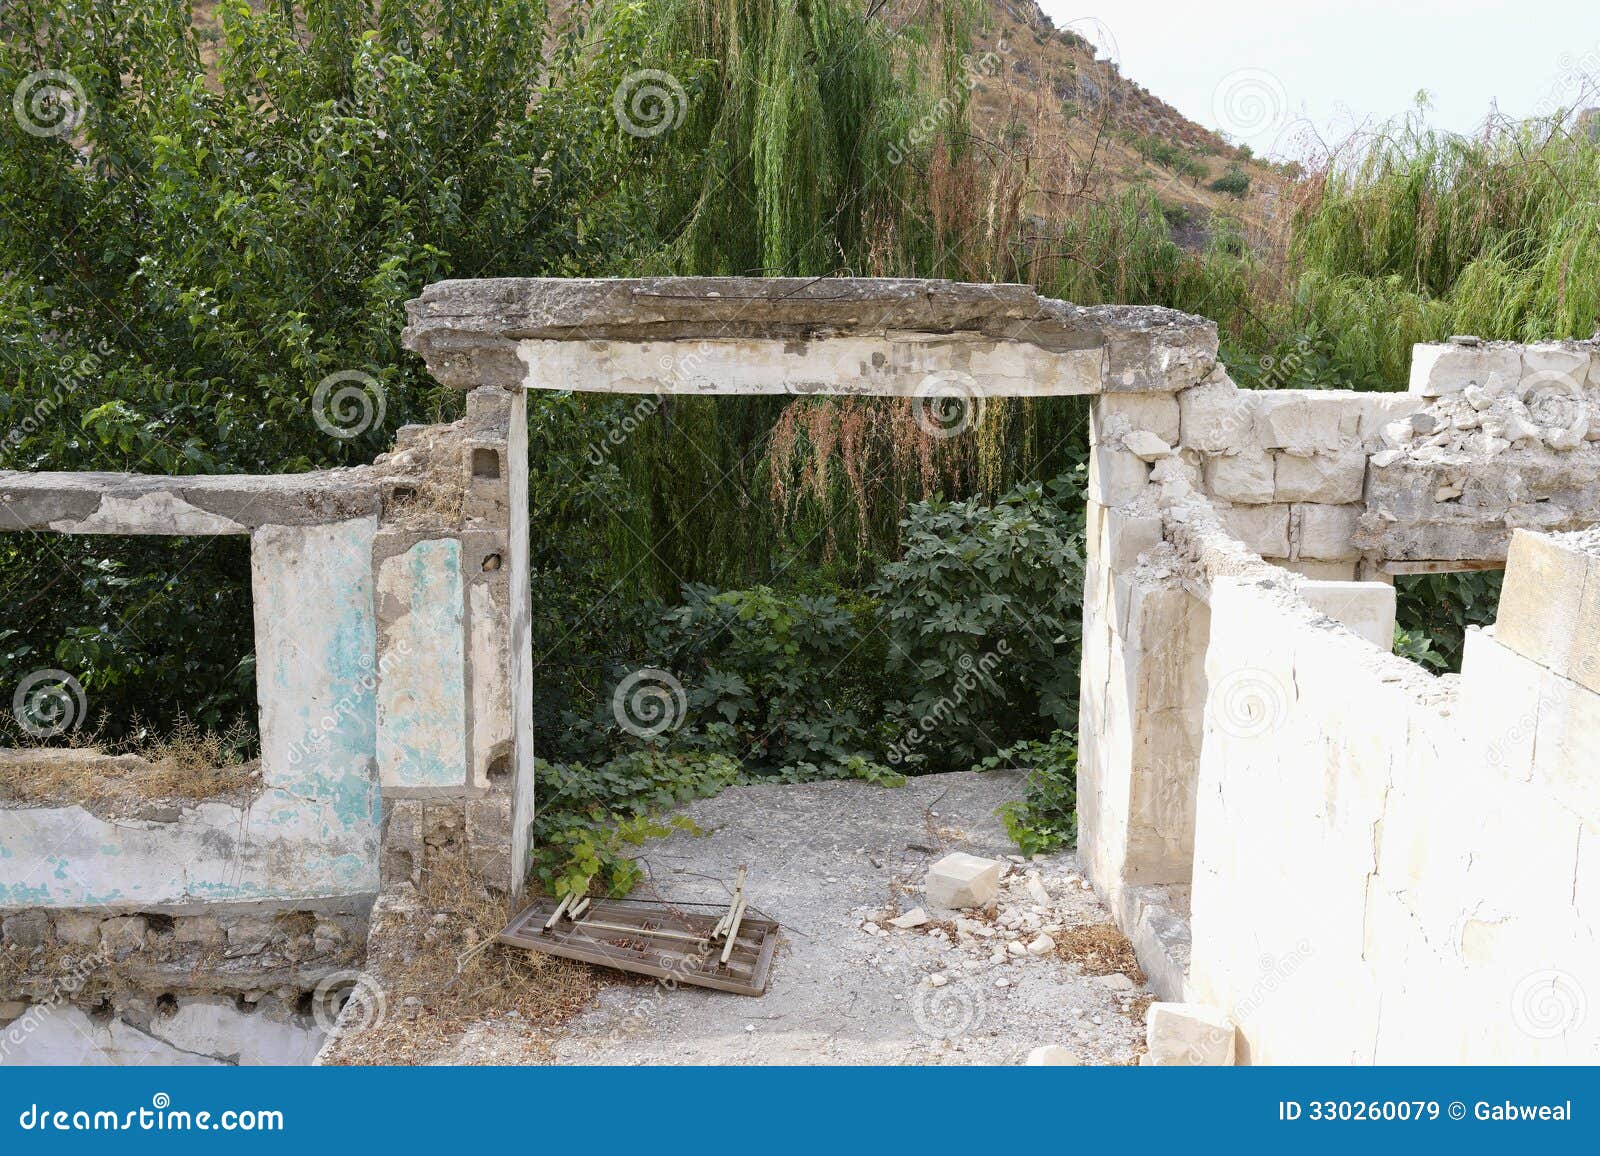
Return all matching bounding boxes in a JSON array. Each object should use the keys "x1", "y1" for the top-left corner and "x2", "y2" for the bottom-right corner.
[{"x1": 498, "y1": 896, "x2": 780, "y2": 996}]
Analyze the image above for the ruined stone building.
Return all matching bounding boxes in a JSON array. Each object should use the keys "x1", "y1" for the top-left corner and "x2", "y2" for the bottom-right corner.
[{"x1": 2, "y1": 278, "x2": 1596, "y2": 1063}]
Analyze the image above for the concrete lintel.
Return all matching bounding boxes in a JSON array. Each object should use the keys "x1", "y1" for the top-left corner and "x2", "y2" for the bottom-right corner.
[
  {"x1": 0, "y1": 470, "x2": 380, "y2": 534},
  {"x1": 402, "y1": 277, "x2": 1217, "y2": 394}
]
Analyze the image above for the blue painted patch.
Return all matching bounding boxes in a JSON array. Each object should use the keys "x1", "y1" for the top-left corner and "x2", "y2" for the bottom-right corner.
[{"x1": 377, "y1": 538, "x2": 469, "y2": 789}]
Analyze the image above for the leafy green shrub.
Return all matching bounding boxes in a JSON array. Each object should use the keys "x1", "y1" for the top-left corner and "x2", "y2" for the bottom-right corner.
[
  {"x1": 875, "y1": 478, "x2": 1085, "y2": 772},
  {"x1": 1208, "y1": 166, "x2": 1251, "y2": 198},
  {"x1": 647, "y1": 583, "x2": 891, "y2": 778},
  {"x1": 1394, "y1": 571, "x2": 1503, "y2": 673},
  {"x1": 0, "y1": 0, "x2": 658, "y2": 734},
  {"x1": 528, "y1": 749, "x2": 741, "y2": 896},
  {"x1": 977, "y1": 730, "x2": 1078, "y2": 855}
]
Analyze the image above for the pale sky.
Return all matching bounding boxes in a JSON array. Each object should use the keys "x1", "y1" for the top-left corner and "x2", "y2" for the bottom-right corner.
[{"x1": 1035, "y1": 0, "x2": 1600, "y2": 158}]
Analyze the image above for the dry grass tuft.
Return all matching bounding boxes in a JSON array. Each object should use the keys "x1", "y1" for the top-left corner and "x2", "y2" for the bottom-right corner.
[
  {"x1": 1054, "y1": 921, "x2": 1145, "y2": 982},
  {"x1": 324, "y1": 860, "x2": 605, "y2": 1065},
  {"x1": 0, "y1": 717, "x2": 260, "y2": 811}
]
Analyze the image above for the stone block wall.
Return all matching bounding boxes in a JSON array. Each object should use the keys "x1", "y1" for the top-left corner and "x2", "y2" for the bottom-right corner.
[
  {"x1": 1187, "y1": 527, "x2": 1600, "y2": 1063},
  {"x1": 1079, "y1": 336, "x2": 1600, "y2": 1045}
]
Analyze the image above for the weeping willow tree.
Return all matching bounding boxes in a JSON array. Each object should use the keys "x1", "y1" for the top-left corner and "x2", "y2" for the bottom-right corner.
[
  {"x1": 585, "y1": 0, "x2": 1118, "y2": 595},
  {"x1": 1282, "y1": 112, "x2": 1600, "y2": 387},
  {"x1": 620, "y1": 0, "x2": 983, "y2": 276}
]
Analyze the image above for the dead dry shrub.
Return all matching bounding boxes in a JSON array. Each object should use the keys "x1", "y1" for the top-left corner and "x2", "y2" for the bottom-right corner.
[
  {"x1": 1054, "y1": 921, "x2": 1145, "y2": 981},
  {"x1": 323, "y1": 859, "x2": 605, "y2": 1065},
  {"x1": 0, "y1": 716, "x2": 260, "y2": 811}
]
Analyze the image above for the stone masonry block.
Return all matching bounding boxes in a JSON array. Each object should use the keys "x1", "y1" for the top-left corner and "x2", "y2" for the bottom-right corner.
[
  {"x1": 1094, "y1": 393, "x2": 1181, "y2": 444},
  {"x1": 1086, "y1": 445, "x2": 1152, "y2": 507},
  {"x1": 1178, "y1": 374, "x2": 1254, "y2": 453},
  {"x1": 52, "y1": 912, "x2": 101, "y2": 948},
  {"x1": 1219, "y1": 504, "x2": 1290, "y2": 558},
  {"x1": 100, "y1": 916, "x2": 148, "y2": 959},
  {"x1": 1203, "y1": 450, "x2": 1275, "y2": 504},
  {"x1": 1254, "y1": 392, "x2": 1362, "y2": 452},
  {"x1": 925, "y1": 852, "x2": 1005, "y2": 910},
  {"x1": 1356, "y1": 393, "x2": 1426, "y2": 441},
  {"x1": 1274, "y1": 450, "x2": 1366, "y2": 504},
  {"x1": 1103, "y1": 510, "x2": 1164, "y2": 572},
  {"x1": 1494, "y1": 531, "x2": 1600, "y2": 694},
  {"x1": 1298, "y1": 580, "x2": 1396, "y2": 651},
  {"x1": 1409, "y1": 343, "x2": 1522, "y2": 396},
  {"x1": 1522, "y1": 344, "x2": 1592, "y2": 385},
  {"x1": 1292, "y1": 504, "x2": 1361, "y2": 561},
  {"x1": 1144, "y1": 1002, "x2": 1237, "y2": 1065}
]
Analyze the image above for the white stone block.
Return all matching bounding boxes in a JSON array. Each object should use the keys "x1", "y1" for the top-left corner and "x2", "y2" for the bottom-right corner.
[
  {"x1": 1458, "y1": 627, "x2": 1546, "y2": 779},
  {"x1": 1531, "y1": 669, "x2": 1600, "y2": 822},
  {"x1": 1024, "y1": 1045, "x2": 1082, "y2": 1065},
  {"x1": 1254, "y1": 391, "x2": 1363, "y2": 452},
  {"x1": 1203, "y1": 450, "x2": 1275, "y2": 504},
  {"x1": 1144, "y1": 1002, "x2": 1237, "y2": 1065},
  {"x1": 1292, "y1": 504, "x2": 1361, "y2": 561},
  {"x1": 1219, "y1": 504, "x2": 1290, "y2": 558},
  {"x1": 1086, "y1": 445, "x2": 1152, "y2": 506},
  {"x1": 1274, "y1": 450, "x2": 1366, "y2": 504},
  {"x1": 1297, "y1": 579, "x2": 1395, "y2": 651},
  {"x1": 1123, "y1": 429, "x2": 1175, "y2": 461},
  {"x1": 1178, "y1": 374, "x2": 1254, "y2": 452},
  {"x1": 1356, "y1": 393, "x2": 1427, "y2": 441},
  {"x1": 1096, "y1": 393, "x2": 1181, "y2": 444},
  {"x1": 1102, "y1": 511, "x2": 1164, "y2": 572},
  {"x1": 1495, "y1": 530, "x2": 1596, "y2": 685},
  {"x1": 1522, "y1": 344, "x2": 1592, "y2": 386},
  {"x1": 925, "y1": 852, "x2": 1005, "y2": 910},
  {"x1": 1409, "y1": 343, "x2": 1522, "y2": 396}
]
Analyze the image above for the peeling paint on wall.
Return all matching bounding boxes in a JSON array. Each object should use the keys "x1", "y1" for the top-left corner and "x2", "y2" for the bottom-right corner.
[{"x1": 376, "y1": 538, "x2": 468, "y2": 790}]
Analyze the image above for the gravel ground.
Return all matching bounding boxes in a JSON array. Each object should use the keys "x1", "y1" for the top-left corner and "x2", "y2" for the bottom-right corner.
[{"x1": 429, "y1": 770, "x2": 1150, "y2": 1065}]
